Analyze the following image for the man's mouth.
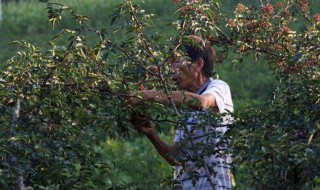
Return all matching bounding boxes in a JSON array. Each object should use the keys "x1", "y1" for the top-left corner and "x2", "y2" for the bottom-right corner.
[
  {"x1": 172, "y1": 78, "x2": 181, "y2": 86},
  {"x1": 172, "y1": 77, "x2": 179, "y2": 83}
]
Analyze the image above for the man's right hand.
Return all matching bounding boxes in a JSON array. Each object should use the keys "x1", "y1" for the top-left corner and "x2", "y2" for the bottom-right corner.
[{"x1": 130, "y1": 114, "x2": 155, "y2": 136}]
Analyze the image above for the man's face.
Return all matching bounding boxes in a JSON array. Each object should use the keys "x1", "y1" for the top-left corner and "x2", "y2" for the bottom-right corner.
[{"x1": 170, "y1": 55, "x2": 197, "y2": 90}]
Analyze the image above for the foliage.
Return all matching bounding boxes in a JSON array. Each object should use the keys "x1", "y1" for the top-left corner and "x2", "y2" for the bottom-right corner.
[
  {"x1": 223, "y1": 1, "x2": 320, "y2": 189},
  {"x1": 0, "y1": 0, "x2": 277, "y2": 111},
  {"x1": 0, "y1": 0, "x2": 177, "y2": 189},
  {"x1": 0, "y1": 0, "x2": 319, "y2": 189},
  {"x1": 93, "y1": 137, "x2": 173, "y2": 190},
  {"x1": 0, "y1": 38, "x2": 125, "y2": 189}
]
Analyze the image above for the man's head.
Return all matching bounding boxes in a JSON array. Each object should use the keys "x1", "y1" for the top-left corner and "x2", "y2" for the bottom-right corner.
[
  {"x1": 170, "y1": 35, "x2": 216, "y2": 92},
  {"x1": 182, "y1": 35, "x2": 216, "y2": 78}
]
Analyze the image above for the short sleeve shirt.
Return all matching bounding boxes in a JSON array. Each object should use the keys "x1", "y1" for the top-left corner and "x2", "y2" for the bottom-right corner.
[{"x1": 173, "y1": 78, "x2": 234, "y2": 190}]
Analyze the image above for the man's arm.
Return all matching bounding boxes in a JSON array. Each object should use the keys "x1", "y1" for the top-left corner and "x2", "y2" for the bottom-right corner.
[
  {"x1": 132, "y1": 90, "x2": 217, "y2": 110},
  {"x1": 145, "y1": 130, "x2": 178, "y2": 166},
  {"x1": 131, "y1": 115, "x2": 178, "y2": 166}
]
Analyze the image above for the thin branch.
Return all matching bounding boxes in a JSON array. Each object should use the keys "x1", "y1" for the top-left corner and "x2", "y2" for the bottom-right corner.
[
  {"x1": 259, "y1": 0, "x2": 264, "y2": 7},
  {"x1": 213, "y1": 24, "x2": 234, "y2": 45},
  {"x1": 125, "y1": 1, "x2": 180, "y2": 116},
  {"x1": 272, "y1": 1, "x2": 292, "y2": 19}
]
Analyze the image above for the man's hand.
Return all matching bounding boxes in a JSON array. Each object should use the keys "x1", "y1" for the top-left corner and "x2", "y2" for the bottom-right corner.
[
  {"x1": 130, "y1": 114, "x2": 155, "y2": 136},
  {"x1": 125, "y1": 91, "x2": 145, "y2": 107}
]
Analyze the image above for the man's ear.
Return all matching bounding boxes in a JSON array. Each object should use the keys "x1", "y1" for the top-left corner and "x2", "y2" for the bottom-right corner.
[{"x1": 194, "y1": 58, "x2": 204, "y2": 72}]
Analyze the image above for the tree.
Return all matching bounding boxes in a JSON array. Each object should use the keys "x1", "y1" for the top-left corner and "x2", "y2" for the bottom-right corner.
[
  {"x1": 0, "y1": 0, "x2": 319, "y2": 189},
  {"x1": 223, "y1": 1, "x2": 320, "y2": 189},
  {"x1": 0, "y1": 0, "x2": 2, "y2": 21}
]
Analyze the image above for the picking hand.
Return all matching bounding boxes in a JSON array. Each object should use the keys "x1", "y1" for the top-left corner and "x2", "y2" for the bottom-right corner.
[{"x1": 130, "y1": 114, "x2": 155, "y2": 136}]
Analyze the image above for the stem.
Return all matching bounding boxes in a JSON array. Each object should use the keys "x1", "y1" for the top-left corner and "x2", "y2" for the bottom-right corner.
[
  {"x1": 259, "y1": 0, "x2": 264, "y2": 7},
  {"x1": 213, "y1": 23, "x2": 234, "y2": 45},
  {"x1": 272, "y1": 1, "x2": 292, "y2": 19}
]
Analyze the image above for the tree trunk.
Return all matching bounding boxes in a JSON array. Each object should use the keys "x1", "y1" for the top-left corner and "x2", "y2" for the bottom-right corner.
[
  {"x1": 11, "y1": 99, "x2": 26, "y2": 190},
  {"x1": 0, "y1": 0, "x2": 3, "y2": 21}
]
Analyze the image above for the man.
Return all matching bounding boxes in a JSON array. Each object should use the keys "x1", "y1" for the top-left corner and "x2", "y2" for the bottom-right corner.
[{"x1": 129, "y1": 35, "x2": 234, "y2": 190}]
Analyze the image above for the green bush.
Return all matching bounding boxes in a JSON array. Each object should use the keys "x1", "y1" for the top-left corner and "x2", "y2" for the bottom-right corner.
[{"x1": 94, "y1": 135, "x2": 173, "y2": 189}]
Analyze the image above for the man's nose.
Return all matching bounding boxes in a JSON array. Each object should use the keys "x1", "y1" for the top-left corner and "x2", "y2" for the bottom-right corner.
[{"x1": 170, "y1": 68, "x2": 179, "y2": 80}]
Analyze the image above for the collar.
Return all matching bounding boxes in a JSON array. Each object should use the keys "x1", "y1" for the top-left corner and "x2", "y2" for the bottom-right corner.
[{"x1": 195, "y1": 78, "x2": 212, "y2": 95}]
